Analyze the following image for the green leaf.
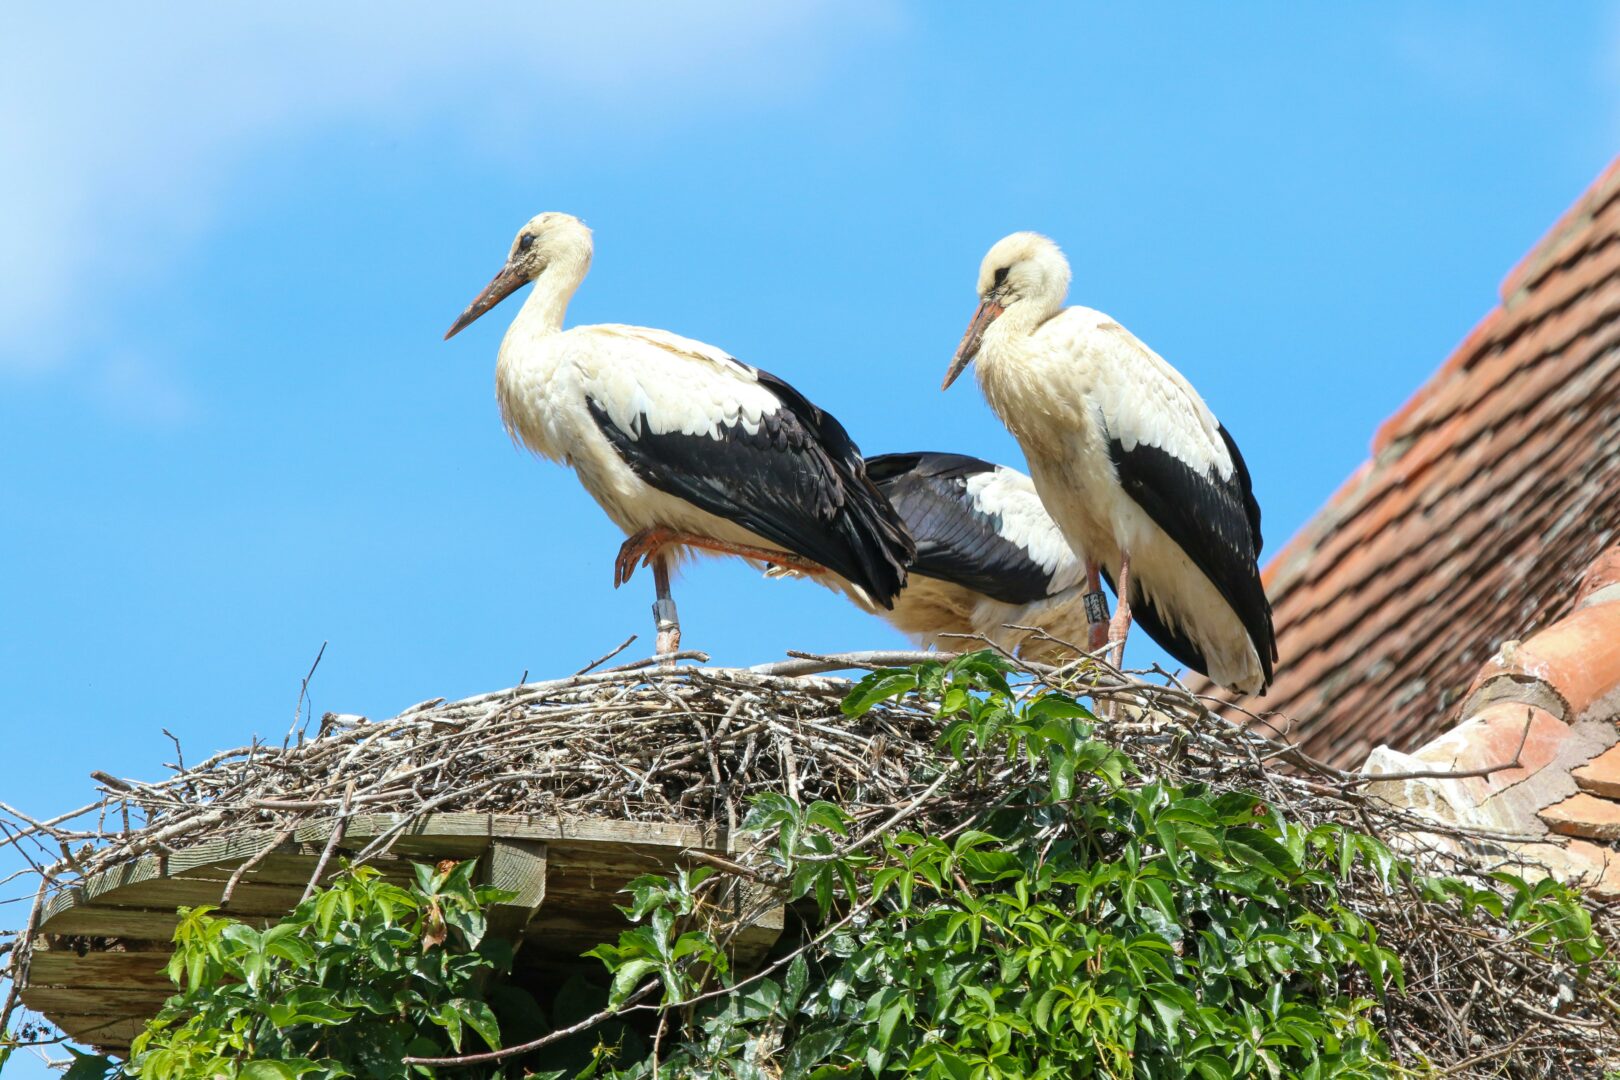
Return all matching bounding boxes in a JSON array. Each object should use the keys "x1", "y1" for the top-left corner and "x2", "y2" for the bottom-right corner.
[
  {"x1": 449, "y1": 997, "x2": 501, "y2": 1050},
  {"x1": 610, "y1": 958, "x2": 660, "y2": 1005},
  {"x1": 1224, "y1": 829, "x2": 1298, "y2": 878},
  {"x1": 783, "y1": 953, "x2": 810, "y2": 1010},
  {"x1": 62, "y1": 1049, "x2": 118, "y2": 1080},
  {"x1": 841, "y1": 670, "x2": 919, "y2": 716},
  {"x1": 242, "y1": 1062, "x2": 300, "y2": 1080}
]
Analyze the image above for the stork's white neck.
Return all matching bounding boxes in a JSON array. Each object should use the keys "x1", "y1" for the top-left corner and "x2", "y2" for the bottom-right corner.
[
  {"x1": 997, "y1": 295, "x2": 1061, "y2": 337},
  {"x1": 503, "y1": 254, "x2": 590, "y2": 344}
]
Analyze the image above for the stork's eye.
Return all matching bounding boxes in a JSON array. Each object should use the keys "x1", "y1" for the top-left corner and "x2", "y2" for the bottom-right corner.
[
  {"x1": 517, "y1": 233, "x2": 536, "y2": 253},
  {"x1": 992, "y1": 266, "x2": 1010, "y2": 287}
]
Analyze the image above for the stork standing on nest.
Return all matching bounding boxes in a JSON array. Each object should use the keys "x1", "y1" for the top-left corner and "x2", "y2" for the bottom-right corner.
[
  {"x1": 940, "y1": 232, "x2": 1276, "y2": 693},
  {"x1": 862, "y1": 451, "x2": 1204, "y2": 669},
  {"x1": 445, "y1": 212, "x2": 913, "y2": 654}
]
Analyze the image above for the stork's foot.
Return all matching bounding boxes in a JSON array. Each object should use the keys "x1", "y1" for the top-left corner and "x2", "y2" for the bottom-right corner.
[{"x1": 614, "y1": 528, "x2": 675, "y2": 588}]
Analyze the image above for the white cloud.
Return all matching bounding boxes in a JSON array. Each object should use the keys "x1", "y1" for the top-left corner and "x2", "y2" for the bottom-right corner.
[{"x1": 0, "y1": 1, "x2": 898, "y2": 372}]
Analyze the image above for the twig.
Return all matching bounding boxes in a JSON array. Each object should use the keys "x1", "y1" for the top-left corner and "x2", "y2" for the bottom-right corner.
[
  {"x1": 162, "y1": 729, "x2": 186, "y2": 772},
  {"x1": 573, "y1": 635, "x2": 638, "y2": 676},
  {"x1": 401, "y1": 980, "x2": 661, "y2": 1066},
  {"x1": 750, "y1": 650, "x2": 960, "y2": 677},
  {"x1": 1344, "y1": 709, "x2": 1535, "y2": 787},
  {"x1": 285, "y1": 640, "x2": 329, "y2": 751}
]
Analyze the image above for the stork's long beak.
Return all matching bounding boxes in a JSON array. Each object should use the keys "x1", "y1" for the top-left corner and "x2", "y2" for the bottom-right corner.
[
  {"x1": 444, "y1": 262, "x2": 527, "y2": 340},
  {"x1": 941, "y1": 298, "x2": 1004, "y2": 389}
]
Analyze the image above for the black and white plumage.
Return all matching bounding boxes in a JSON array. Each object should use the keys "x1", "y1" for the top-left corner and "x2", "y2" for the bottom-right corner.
[
  {"x1": 865, "y1": 451, "x2": 1202, "y2": 669},
  {"x1": 445, "y1": 212, "x2": 913, "y2": 653},
  {"x1": 942, "y1": 231, "x2": 1277, "y2": 692}
]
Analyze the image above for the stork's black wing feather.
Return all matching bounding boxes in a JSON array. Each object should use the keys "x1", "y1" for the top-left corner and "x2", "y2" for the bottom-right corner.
[
  {"x1": 1219, "y1": 423, "x2": 1263, "y2": 552},
  {"x1": 865, "y1": 451, "x2": 1054, "y2": 606},
  {"x1": 1108, "y1": 430, "x2": 1277, "y2": 683},
  {"x1": 588, "y1": 367, "x2": 914, "y2": 608}
]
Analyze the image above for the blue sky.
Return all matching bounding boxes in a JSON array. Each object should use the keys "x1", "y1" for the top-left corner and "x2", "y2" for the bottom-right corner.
[{"x1": 3, "y1": 3, "x2": 1618, "y2": 1069}]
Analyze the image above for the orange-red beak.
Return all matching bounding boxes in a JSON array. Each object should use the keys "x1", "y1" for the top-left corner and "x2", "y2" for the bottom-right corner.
[
  {"x1": 444, "y1": 262, "x2": 527, "y2": 340},
  {"x1": 941, "y1": 298, "x2": 1004, "y2": 389}
]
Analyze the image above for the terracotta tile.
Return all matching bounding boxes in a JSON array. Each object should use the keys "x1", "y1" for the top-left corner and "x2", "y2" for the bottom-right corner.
[
  {"x1": 1501, "y1": 167, "x2": 1620, "y2": 300},
  {"x1": 1540, "y1": 792, "x2": 1620, "y2": 840},
  {"x1": 1373, "y1": 311, "x2": 1503, "y2": 453},
  {"x1": 1396, "y1": 702, "x2": 1570, "y2": 805},
  {"x1": 1578, "y1": 547, "x2": 1620, "y2": 604},
  {"x1": 1470, "y1": 600, "x2": 1620, "y2": 720},
  {"x1": 1573, "y1": 744, "x2": 1620, "y2": 798}
]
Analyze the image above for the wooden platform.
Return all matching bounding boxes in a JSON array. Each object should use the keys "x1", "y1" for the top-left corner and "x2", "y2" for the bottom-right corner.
[{"x1": 19, "y1": 812, "x2": 783, "y2": 1055}]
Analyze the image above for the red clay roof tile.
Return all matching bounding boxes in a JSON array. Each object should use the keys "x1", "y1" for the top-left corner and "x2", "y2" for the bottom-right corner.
[
  {"x1": 1541, "y1": 792, "x2": 1620, "y2": 840},
  {"x1": 1573, "y1": 744, "x2": 1620, "y2": 799}
]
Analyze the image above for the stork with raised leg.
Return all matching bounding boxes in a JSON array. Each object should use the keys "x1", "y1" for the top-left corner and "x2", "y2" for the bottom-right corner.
[
  {"x1": 940, "y1": 232, "x2": 1276, "y2": 693},
  {"x1": 445, "y1": 212, "x2": 914, "y2": 654},
  {"x1": 861, "y1": 451, "x2": 1208, "y2": 670}
]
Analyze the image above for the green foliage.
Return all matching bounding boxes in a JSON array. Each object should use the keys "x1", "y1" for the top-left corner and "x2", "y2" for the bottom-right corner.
[
  {"x1": 69, "y1": 860, "x2": 518, "y2": 1080},
  {"x1": 581, "y1": 653, "x2": 1609, "y2": 1079}
]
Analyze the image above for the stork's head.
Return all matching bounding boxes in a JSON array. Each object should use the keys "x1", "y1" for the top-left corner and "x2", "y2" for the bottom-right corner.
[
  {"x1": 942, "y1": 231, "x2": 1071, "y2": 389},
  {"x1": 444, "y1": 212, "x2": 594, "y2": 339}
]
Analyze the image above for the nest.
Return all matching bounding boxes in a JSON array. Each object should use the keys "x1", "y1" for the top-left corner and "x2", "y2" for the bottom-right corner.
[{"x1": 3, "y1": 645, "x2": 1619, "y2": 1077}]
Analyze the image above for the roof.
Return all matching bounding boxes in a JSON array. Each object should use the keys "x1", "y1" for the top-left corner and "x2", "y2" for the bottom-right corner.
[
  {"x1": 1363, "y1": 542, "x2": 1620, "y2": 898},
  {"x1": 1210, "y1": 156, "x2": 1620, "y2": 767}
]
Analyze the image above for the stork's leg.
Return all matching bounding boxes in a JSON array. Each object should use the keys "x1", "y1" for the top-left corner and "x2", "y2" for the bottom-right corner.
[
  {"x1": 1083, "y1": 560, "x2": 1110, "y2": 652},
  {"x1": 1107, "y1": 553, "x2": 1134, "y2": 668},
  {"x1": 614, "y1": 527, "x2": 829, "y2": 588},
  {"x1": 651, "y1": 553, "x2": 681, "y2": 658}
]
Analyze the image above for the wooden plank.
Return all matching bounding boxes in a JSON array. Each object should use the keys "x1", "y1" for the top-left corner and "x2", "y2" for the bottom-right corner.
[
  {"x1": 289, "y1": 812, "x2": 729, "y2": 852},
  {"x1": 43, "y1": 874, "x2": 297, "y2": 927},
  {"x1": 485, "y1": 839, "x2": 548, "y2": 910},
  {"x1": 76, "y1": 877, "x2": 310, "y2": 916},
  {"x1": 163, "y1": 832, "x2": 288, "y2": 875},
  {"x1": 483, "y1": 838, "x2": 547, "y2": 943},
  {"x1": 21, "y1": 986, "x2": 172, "y2": 1013},
  {"x1": 39, "y1": 906, "x2": 276, "y2": 939},
  {"x1": 43, "y1": 1014, "x2": 148, "y2": 1054},
  {"x1": 162, "y1": 853, "x2": 415, "y2": 890},
  {"x1": 27, "y1": 951, "x2": 173, "y2": 991}
]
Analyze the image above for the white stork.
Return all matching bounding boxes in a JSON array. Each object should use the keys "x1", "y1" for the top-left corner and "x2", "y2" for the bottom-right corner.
[
  {"x1": 862, "y1": 451, "x2": 1207, "y2": 670},
  {"x1": 444, "y1": 212, "x2": 914, "y2": 654},
  {"x1": 940, "y1": 232, "x2": 1277, "y2": 693}
]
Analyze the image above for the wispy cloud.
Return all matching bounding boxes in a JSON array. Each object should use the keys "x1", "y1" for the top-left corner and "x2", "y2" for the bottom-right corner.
[{"x1": 0, "y1": 2, "x2": 897, "y2": 372}]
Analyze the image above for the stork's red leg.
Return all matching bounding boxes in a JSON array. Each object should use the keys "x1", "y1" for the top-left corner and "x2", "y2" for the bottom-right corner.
[
  {"x1": 615, "y1": 527, "x2": 829, "y2": 586},
  {"x1": 1084, "y1": 560, "x2": 1110, "y2": 652},
  {"x1": 1107, "y1": 553, "x2": 1134, "y2": 667},
  {"x1": 651, "y1": 553, "x2": 681, "y2": 657}
]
